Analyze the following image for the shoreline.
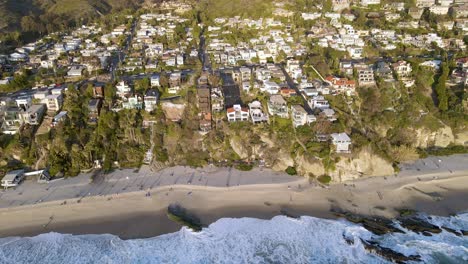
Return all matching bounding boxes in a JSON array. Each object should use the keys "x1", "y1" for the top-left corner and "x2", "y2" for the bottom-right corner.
[{"x1": 0, "y1": 154, "x2": 467, "y2": 239}]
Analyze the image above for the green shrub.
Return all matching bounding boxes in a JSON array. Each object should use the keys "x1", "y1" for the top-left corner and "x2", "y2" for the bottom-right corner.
[
  {"x1": 318, "y1": 175, "x2": 332, "y2": 184},
  {"x1": 285, "y1": 166, "x2": 297, "y2": 175},
  {"x1": 235, "y1": 163, "x2": 253, "y2": 171},
  {"x1": 423, "y1": 145, "x2": 468, "y2": 156}
]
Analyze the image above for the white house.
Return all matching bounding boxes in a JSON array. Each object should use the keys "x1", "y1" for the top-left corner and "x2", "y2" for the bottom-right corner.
[
  {"x1": 360, "y1": 0, "x2": 380, "y2": 6},
  {"x1": 67, "y1": 66, "x2": 85, "y2": 77},
  {"x1": 262, "y1": 81, "x2": 280, "y2": 94},
  {"x1": 144, "y1": 89, "x2": 159, "y2": 112},
  {"x1": 248, "y1": 101, "x2": 268, "y2": 123},
  {"x1": 420, "y1": 60, "x2": 442, "y2": 70},
  {"x1": 429, "y1": 5, "x2": 449, "y2": 15},
  {"x1": 331, "y1": 133, "x2": 352, "y2": 153},
  {"x1": 20, "y1": 104, "x2": 45, "y2": 125},
  {"x1": 40, "y1": 60, "x2": 56, "y2": 69},
  {"x1": 43, "y1": 94, "x2": 63, "y2": 113},
  {"x1": 242, "y1": 82, "x2": 251, "y2": 92},
  {"x1": 116, "y1": 81, "x2": 132, "y2": 97},
  {"x1": 9, "y1": 52, "x2": 28, "y2": 62},
  {"x1": 267, "y1": 95, "x2": 289, "y2": 118},
  {"x1": 392, "y1": 61, "x2": 412, "y2": 78},
  {"x1": 308, "y1": 96, "x2": 330, "y2": 110},
  {"x1": 291, "y1": 105, "x2": 308, "y2": 128},
  {"x1": 227, "y1": 104, "x2": 249, "y2": 122},
  {"x1": 347, "y1": 47, "x2": 363, "y2": 59}
]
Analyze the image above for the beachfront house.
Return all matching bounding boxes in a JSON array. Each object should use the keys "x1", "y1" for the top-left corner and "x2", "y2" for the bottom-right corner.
[
  {"x1": 1, "y1": 169, "x2": 25, "y2": 189},
  {"x1": 248, "y1": 101, "x2": 269, "y2": 124},
  {"x1": 291, "y1": 105, "x2": 309, "y2": 128},
  {"x1": 331, "y1": 133, "x2": 352, "y2": 153},
  {"x1": 227, "y1": 104, "x2": 249, "y2": 122},
  {"x1": 308, "y1": 96, "x2": 330, "y2": 110},
  {"x1": 144, "y1": 89, "x2": 160, "y2": 112},
  {"x1": 267, "y1": 95, "x2": 289, "y2": 118}
]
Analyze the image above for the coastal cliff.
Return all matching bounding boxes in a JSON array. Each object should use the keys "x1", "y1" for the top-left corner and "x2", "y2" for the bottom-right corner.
[
  {"x1": 413, "y1": 125, "x2": 455, "y2": 148},
  {"x1": 138, "y1": 115, "x2": 468, "y2": 183}
]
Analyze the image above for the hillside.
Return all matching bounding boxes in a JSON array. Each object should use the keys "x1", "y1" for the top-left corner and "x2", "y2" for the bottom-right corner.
[
  {"x1": 198, "y1": 0, "x2": 274, "y2": 21},
  {"x1": 0, "y1": 0, "x2": 40, "y2": 32},
  {"x1": 0, "y1": 0, "x2": 143, "y2": 33}
]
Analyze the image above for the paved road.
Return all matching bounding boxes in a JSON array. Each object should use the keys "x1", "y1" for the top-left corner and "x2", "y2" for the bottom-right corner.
[
  {"x1": 109, "y1": 20, "x2": 137, "y2": 82},
  {"x1": 279, "y1": 64, "x2": 314, "y2": 114}
]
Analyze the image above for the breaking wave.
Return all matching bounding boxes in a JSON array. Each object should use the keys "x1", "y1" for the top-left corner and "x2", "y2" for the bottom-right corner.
[{"x1": 0, "y1": 213, "x2": 467, "y2": 264}]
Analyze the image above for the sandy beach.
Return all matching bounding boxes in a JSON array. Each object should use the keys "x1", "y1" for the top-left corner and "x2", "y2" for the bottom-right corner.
[{"x1": 0, "y1": 154, "x2": 467, "y2": 239}]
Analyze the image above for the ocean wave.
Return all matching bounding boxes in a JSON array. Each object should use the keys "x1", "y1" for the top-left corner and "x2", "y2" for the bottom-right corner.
[{"x1": 0, "y1": 214, "x2": 467, "y2": 264}]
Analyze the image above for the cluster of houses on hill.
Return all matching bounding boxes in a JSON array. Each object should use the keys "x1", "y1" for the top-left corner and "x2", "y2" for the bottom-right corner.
[
  {"x1": 0, "y1": 85, "x2": 65, "y2": 134},
  {"x1": 330, "y1": 0, "x2": 468, "y2": 19},
  {"x1": 204, "y1": 1, "x2": 467, "y2": 67},
  {"x1": 1, "y1": 0, "x2": 467, "y2": 160},
  {"x1": 1, "y1": 22, "x2": 119, "y2": 80},
  {"x1": 205, "y1": 15, "x2": 306, "y2": 66},
  {"x1": 121, "y1": 12, "x2": 196, "y2": 73},
  {"x1": 110, "y1": 80, "x2": 160, "y2": 114},
  {"x1": 452, "y1": 57, "x2": 468, "y2": 86},
  {"x1": 193, "y1": 63, "x2": 354, "y2": 153},
  {"x1": 308, "y1": 9, "x2": 465, "y2": 54}
]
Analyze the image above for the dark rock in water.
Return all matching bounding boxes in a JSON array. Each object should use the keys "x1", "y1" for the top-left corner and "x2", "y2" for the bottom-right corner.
[
  {"x1": 342, "y1": 233, "x2": 354, "y2": 245},
  {"x1": 167, "y1": 203, "x2": 204, "y2": 231},
  {"x1": 422, "y1": 231, "x2": 432, "y2": 236},
  {"x1": 461, "y1": 230, "x2": 468, "y2": 236},
  {"x1": 398, "y1": 217, "x2": 442, "y2": 235},
  {"x1": 361, "y1": 218, "x2": 404, "y2": 235},
  {"x1": 360, "y1": 239, "x2": 421, "y2": 263},
  {"x1": 442, "y1": 226, "x2": 461, "y2": 236},
  {"x1": 337, "y1": 212, "x2": 404, "y2": 235}
]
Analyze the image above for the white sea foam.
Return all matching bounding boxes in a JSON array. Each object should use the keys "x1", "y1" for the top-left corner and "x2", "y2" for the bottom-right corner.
[{"x1": 0, "y1": 214, "x2": 466, "y2": 264}]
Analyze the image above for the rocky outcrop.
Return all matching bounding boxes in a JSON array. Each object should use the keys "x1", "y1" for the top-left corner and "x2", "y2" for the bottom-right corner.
[
  {"x1": 271, "y1": 149, "x2": 294, "y2": 171},
  {"x1": 398, "y1": 217, "x2": 442, "y2": 235},
  {"x1": 413, "y1": 125, "x2": 454, "y2": 148},
  {"x1": 360, "y1": 239, "x2": 421, "y2": 263},
  {"x1": 330, "y1": 147, "x2": 394, "y2": 182},
  {"x1": 292, "y1": 148, "x2": 393, "y2": 182},
  {"x1": 295, "y1": 154, "x2": 325, "y2": 176},
  {"x1": 229, "y1": 136, "x2": 250, "y2": 159},
  {"x1": 454, "y1": 130, "x2": 468, "y2": 146}
]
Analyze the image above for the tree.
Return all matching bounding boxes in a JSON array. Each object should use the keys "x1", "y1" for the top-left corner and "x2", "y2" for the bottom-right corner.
[
  {"x1": 135, "y1": 77, "x2": 150, "y2": 94},
  {"x1": 322, "y1": 0, "x2": 332, "y2": 13},
  {"x1": 104, "y1": 83, "x2": 116, "y2": 101},
  {"x1": 276, "y1": 50, "x2": 287, "y2": 63},
  {"x1": 285, "y1": 166, "x2": 297, "y2": 175},
  {"x1": 313, "y1": 114, "x2": 332, "y2": 134},
  {"x1": 159, "y1": 73, "x2": 169, "y2": 88},
  {"x1": 21, "y1": 16, "x2": 38, "y2": 32},
  {"x1": 63, "y1": 85, "x2": 87, "y2": 129},
  {"x1": 435, "y1": 63, "x2": 449, "y2": 111}
]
